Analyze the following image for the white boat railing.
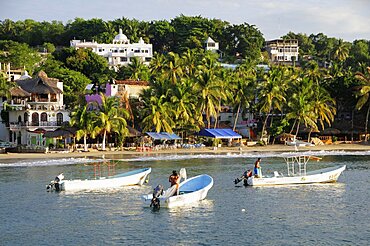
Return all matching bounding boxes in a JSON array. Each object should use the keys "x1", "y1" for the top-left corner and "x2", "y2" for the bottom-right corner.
[{"x1": 284, "y1": 155, "x2": 320, "y2": 176}]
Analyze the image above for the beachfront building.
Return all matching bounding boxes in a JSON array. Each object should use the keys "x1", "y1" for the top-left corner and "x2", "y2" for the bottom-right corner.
[
  {"x1": 0, "y1": 71, "x2": 70, "y2": 146},
  {"x1": 265, "y1": 39, "x2": 299, "y2": 65},
  {"x1": 70, "y1": 29, "x2": 153, "y2": 71}
]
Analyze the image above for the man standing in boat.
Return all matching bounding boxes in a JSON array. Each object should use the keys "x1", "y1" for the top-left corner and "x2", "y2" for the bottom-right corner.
[
  {"x1": 169, "y1": 170, "x2": 180, "y2": 195},
  {"x1": 254, "y1": 158, "x2": 262, "y2": 178}
]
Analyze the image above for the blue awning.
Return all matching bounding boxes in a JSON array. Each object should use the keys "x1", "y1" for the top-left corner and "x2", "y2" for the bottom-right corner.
[
  {"x1": 146, "y1": 132, "x2": 181, "y2": 140},
  {"x1": 198, "y1": 128, "x2": 242, "y2": 139}
]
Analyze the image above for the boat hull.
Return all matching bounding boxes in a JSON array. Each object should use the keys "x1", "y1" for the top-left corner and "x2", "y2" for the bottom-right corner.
[
  {"x1": 247, "y1": 165, "x2": 346, "y2": 186},
  {"x1": 60, "y1": 168, "x2": 151, "y2": 191},
  {"x1": 142, "y1": 174, "x2": 213, "y2": 208}
]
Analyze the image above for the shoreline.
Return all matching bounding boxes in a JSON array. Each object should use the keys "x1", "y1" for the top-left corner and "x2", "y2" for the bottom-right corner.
[{"x1": 1, "y1": 143, "x2": 370, "y2": 161}]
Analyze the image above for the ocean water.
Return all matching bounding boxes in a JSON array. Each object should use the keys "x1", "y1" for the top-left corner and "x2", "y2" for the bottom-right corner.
[{"x1": 0, "y1": 151, "x2": 369, "y2": 245}]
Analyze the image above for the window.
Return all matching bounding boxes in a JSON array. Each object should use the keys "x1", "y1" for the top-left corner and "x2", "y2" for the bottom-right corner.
[
  {"x1": 41, "y1": 112, "x2": 48, "y2": 122},
  {"x1": 208, "y1": 43, "x2": 215, "y2": 47},
  {"x1": 120, "y1": 57, "x2": 128, "y2": 62},
  {"x1": 32, "y1": 112, "x2": 39, "y2": 126},
  {"x1": 24, "y1": 112, "x2": 28, "y2": 123},
  {"x1": 145, "y1": 57, "x2": 151, "y2": 62},
  {"x1": 57, "y1": 113, "x2": 63, "y2": 126}
]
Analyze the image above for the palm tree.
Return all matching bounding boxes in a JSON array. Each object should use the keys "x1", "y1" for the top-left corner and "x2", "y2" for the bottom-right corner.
[
  {"x1": 170, "y1": 79, "x2": 202, "y2": 132},
  {"x1": 312, "y1": 86, "x2": 336, "y2": 131},
  {"x1": 257, "y1": 66, "x2": 288, "y2": 141},
  {"x1": 141, "y1": 94, "x2": 175, "y2": 133},
  {"x1": 91, "y1": 93, "x2": 129, "y2": 151},
  {"x1": 333, "y1": 39, "x2": 350, "y2": 63},
  {"x1": 285, "y1": 78, "x2": 317, "y2": 137},
  {"x1": 70, "y1": 104, "x2": 94, "y2": 152},
  {"x1": 231, "y1": 63, "x2": 256, "y2": 131},
  {"x1": 354, "y1": 67, "x2": 370, "y2": 141},
  {"x1": 149, "y1": 52, "x2": 166, "y2": 79},
  {"x1": 117, "y1": 90, "x2": 134, "y2": 126},
  {"x1": 0, "y1": 72, "x2": 15, "y2": 100},
  {"x1": 127, "y1": 57, "x2": 148, "y2": 80},
  {"x1": 194, "y1": 69, "x2": 223, "y2": 128},
  {"x1": 165, "y1": 52, "x2": 183, "y2": 84},
  {"x1": 182, "y1": 49, "x2": 197, "y2": 78}
]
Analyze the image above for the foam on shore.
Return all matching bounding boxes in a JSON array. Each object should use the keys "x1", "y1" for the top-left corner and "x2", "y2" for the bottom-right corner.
[{"x1": 2, "y1": 150, "x2": 370, "y2": 167}]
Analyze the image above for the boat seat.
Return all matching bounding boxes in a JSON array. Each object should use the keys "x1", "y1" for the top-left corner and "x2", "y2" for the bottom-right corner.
[
  {"x1": 179, "y1": 190, "x2": 193, "y2": 195},
  {"x1": 274, "y1": 171, "x2": 281, "y2": 177}
]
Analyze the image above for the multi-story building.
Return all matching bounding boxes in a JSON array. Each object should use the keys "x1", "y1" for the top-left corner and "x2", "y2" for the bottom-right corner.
[
  {"x1": 265, "y1": 39, "x2": 299, "y2": 65},
  {"x1": 70, "y1": 29, "x2": 153, "y2": 71},
  {"x1": 0, "y1": 62, "x2": 23, "y2": 81},
  {"x1": 0, "y1": 71, "x2": 70, "y2": 146}
]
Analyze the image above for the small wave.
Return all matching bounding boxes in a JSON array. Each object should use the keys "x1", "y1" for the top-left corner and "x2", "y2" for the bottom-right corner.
[
  {"x1": 114, "y1": 150, "x2": 370, "y2": 162},
  {"x1": 0, "y1": 158, "x2": 105, "y2": 167},
  {"x1": 1, "y1": 150, "x2": 370, "y2": 167}
]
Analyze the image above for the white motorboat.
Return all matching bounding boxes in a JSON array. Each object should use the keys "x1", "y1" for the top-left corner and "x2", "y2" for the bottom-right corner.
[
  {"x1": 246, "y1": 155, "x2": 346, "y2": 186},
  {"x1": 286, "y1": 140, "x2": 314, "y2": 147},
  {"x1": 47, "y1": 167, "x2": 151, "y2": 191},
  {"x1": 142, "y1": 170, "x2": 213, "y2": 209}
]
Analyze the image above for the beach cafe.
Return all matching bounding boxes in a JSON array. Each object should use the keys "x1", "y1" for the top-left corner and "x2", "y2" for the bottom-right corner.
[
  {"x1": 198, "y1": 128, "x2": 242, "y2": 147},
  {"x1": 138, "y1": 132, "x2": 182, "y2": 151}
]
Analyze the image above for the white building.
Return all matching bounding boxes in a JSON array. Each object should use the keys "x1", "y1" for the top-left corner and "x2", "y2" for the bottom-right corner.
[
  {"x1": 70, "y1": 29, "x2": 153, "y2": 71},
  {"x1": 205, "y1": 37, "x2": 219, "y2": 52},
  {"x1": 265, "y1": 39, "x2": 299, "y2": 64},
  {"x1": 0, "y1": 62, "x2": 23, "y2": 81},
  {"x1": 0, "y1": 71, "x2": 70, "y2": 146}
]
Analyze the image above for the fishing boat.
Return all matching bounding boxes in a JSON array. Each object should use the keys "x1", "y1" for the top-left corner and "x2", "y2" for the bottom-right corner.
[
  {"x1": 245, "y1": 155, "x2": 346, "y2": 186},
  {"x1": 142, "y1": 169, "x2": 213, "y2": 209},
  {"x1": 286, "y1": 140, "x2": 314, "y2": 147},
  {"x1": 47, "y1": 167, "x2": 151, "y2": 191}
]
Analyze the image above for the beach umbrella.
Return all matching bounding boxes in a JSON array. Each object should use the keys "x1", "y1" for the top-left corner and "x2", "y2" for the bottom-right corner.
[
  {"x1": 276, "y1": 133, "x2": 295, "y2": 139},
  {"x1": 321, "y1": 128, "x2": 341, "y2": 135},
  {"x1": 127, "y1": 126, "x2": 142, "y2": 137},
  {"x1": 43, "y1": 129, "x2": 74, "y2": 138}
]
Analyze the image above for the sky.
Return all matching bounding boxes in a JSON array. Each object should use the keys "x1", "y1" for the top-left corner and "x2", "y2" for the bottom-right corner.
[{"x1": 1, "y1": 0, "x2": 369, "y2": 42}]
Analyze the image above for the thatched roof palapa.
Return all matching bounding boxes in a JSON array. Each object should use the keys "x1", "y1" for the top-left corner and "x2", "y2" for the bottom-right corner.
[
  {"x1": 9, "y1": 86, "x2": 31, "y2": 97},
  {"x1": 16, "y1": 71, "x2": 63, "y2": 95}
]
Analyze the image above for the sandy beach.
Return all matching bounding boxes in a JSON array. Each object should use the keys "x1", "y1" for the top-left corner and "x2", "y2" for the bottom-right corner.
[{"x1": 1, "y1": 143, "x2": 370, "y2": 161}]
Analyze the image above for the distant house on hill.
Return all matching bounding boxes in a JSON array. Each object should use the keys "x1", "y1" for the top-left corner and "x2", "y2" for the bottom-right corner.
[
  {"x1": 70, "y1": 28, "x2": 153, "y2": 71},
  {"x1": 204, "y1": 37, "x2": 219, "y2": 52},
  {"x1": 265, "y1": 39, "x2": 299, "y2": 65}
]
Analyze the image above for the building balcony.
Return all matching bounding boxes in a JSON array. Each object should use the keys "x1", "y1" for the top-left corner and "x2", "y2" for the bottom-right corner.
[{"x1": 9, "y1": 121, "x2": 62, "y2": 131}]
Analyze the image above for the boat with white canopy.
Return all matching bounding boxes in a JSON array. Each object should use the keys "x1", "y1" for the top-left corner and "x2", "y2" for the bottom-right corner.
[{"x1": 245, "y1": 155, "x2": 346, "y2": 186}]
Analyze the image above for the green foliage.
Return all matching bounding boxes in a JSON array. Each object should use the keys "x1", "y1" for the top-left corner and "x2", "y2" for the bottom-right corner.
[
  {"x1": 0, "y1": 40, "x2": 41, "y2": 73},
  {"x1": 55, "y1": 47, "x2": 110, "y2": 85},
  {"x1": 37, "y1": 57, "x2": 91, "y2": 109}
]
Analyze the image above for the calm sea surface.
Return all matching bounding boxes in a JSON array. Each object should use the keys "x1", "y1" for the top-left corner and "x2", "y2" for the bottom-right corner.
[{"x1": 0, "y1": 150, "x2": 369, "y2": 245}]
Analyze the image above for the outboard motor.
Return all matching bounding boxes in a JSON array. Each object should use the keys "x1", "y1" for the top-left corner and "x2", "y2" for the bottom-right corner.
[
  {"x1": 46, "y1": 173, "x2": 64, "y2": 192},
  {"x1": 243, "y1": 170, "x2": 253, "y2": 186},
  {"x1": 150, "y1": 184, "x2": 164, "y2": 210}
]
